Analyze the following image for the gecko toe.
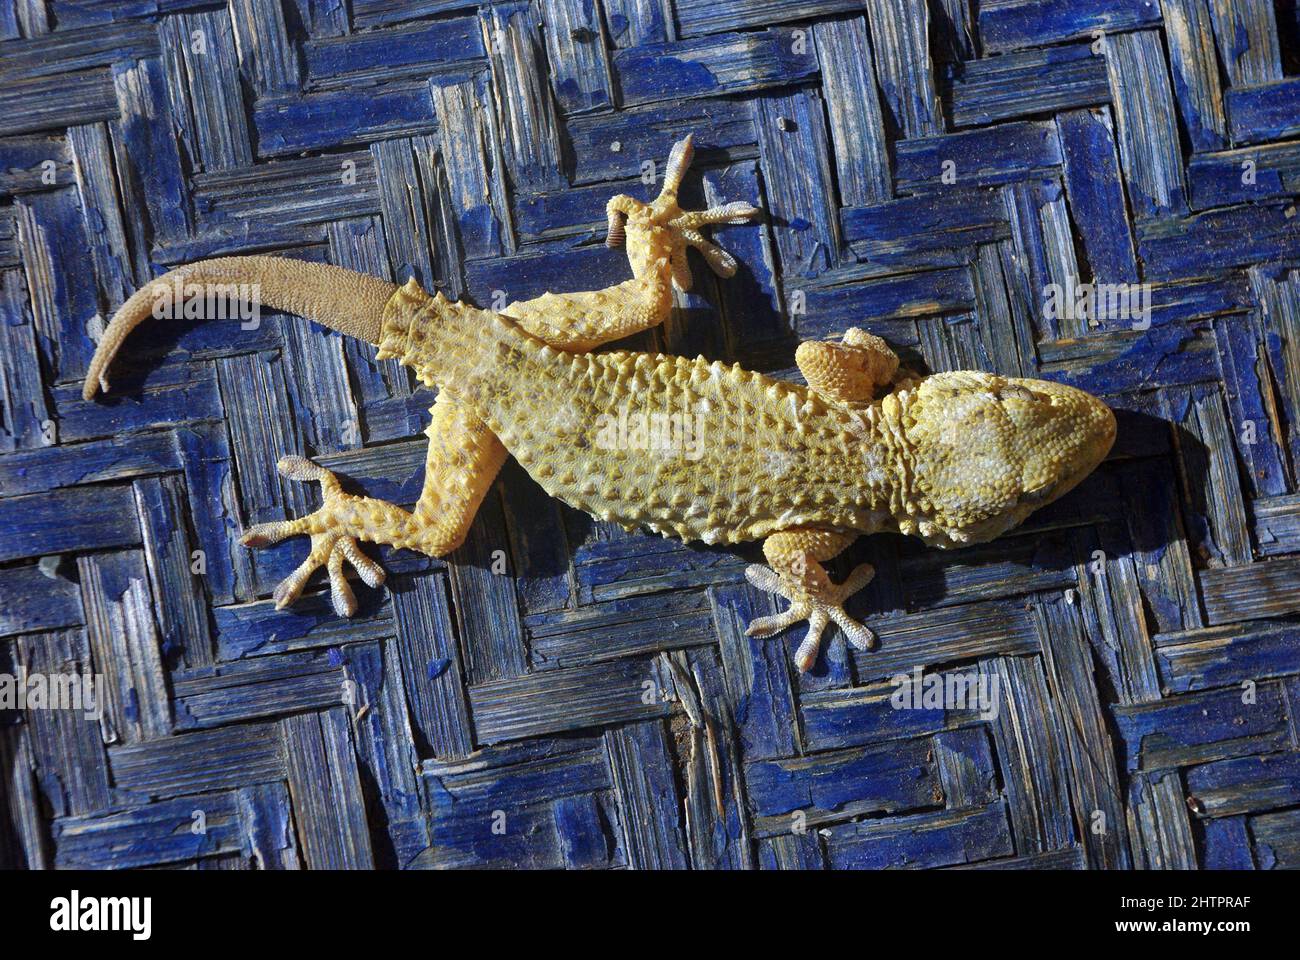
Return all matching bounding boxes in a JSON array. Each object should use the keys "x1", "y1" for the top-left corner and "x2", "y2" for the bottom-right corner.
[
  {"x1": 744, "y1": 563, "x2": 785, "y2": 596},
  {"x1": 745, "y1": 603, "x2": 807, "y2": 638},
  {"x1": 276, "y1": 455, "x2": 320, "y2": 481},
  {"x1": 829, "y1": 606, "x2": 876, "y2": 650},
  {"x1": 327, "y1": 545, "x2": 358, "y2": 618},
  {"x1": 241, "y1": 519, "x2": 299, "y2": 548},
  {"x1": 674, "y1": 201, "x2": 763, "y2": 230},
  {"x1": 793, "y1": 610, "x2": 830, "y2": 673},
  {"x1": 839, "y1": 563, "x2": 876, "y2": 595},
  {"x1": 273, "y1": 567, "x2": 311, "y2": 609},
  {"x1": 271, "y1": 534, "x2": 335, "y2": 609},
  {"x1": 338, "y1": 537, "x2": 385, "y2": 588},
  {"x1": 276, "y1": 455, "x2": 344, "y2": 497}
]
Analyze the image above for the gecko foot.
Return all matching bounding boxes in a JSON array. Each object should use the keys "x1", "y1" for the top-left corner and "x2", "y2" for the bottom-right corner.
[
  {"x1": 605, "y1": 133, "x2": 763, "y2": 289},
  {"x1": 240, "y1": 456, "x2": 387, "y2": 617},
  {"x1": 743, "y1": 562, "x2": 876, "y2": 672},
  {"x1": 665, "y1": 201, "x2": 762, "y2": 278}
]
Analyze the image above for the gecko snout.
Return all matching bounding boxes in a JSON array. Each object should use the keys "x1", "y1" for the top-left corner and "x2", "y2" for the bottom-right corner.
[{"x1": 1010, "y1": 378, "x2": 1116, "y2": 506}]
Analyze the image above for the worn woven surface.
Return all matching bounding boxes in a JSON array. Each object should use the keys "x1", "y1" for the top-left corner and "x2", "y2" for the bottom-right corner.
[{"x1": 3, "y1": 0, "x2": 1300, "y2": 870}]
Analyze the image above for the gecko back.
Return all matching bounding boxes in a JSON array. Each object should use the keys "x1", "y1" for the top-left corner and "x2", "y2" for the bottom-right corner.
[{"x1": 377, "y1": 278, "x2": 898, "y2": 544}]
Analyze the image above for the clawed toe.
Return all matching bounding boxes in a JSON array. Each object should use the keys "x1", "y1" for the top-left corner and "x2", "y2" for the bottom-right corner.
[
  {"x1": 829, "y1": 606, "x2": 876, "y2": 651},
  {"x1": 794, "y1": 611, "x2": 831, "y2": 674},
  {"x1": 840, "y1": 563, "x2": 876, "y2": 596},
  {"x1": 324, "y1": 540, "x2": 354, "y2": 616},
  {"x1": 240, "y1": 520, "x2": 298, "y2": 548},
  {"x1": 668, "y1": 204, "x2": 762, "y2": 280},
  {"x1": 267, "y1": 532, "x2": 380, "y2": 617},
  {"x1": 338, "y1": 536, "x2": 385, "y2": 588},
  {"x1": 678, "y1": 229, "x2": 738, "y2": 277},
  {"x1": 745, "y1": 603, "x2": 808, "y2": 638},
  {"x1": 675, "y1": 201, "x2": 762, "y2": 229},
  {"x1": 325, "y1": 535, "x2": 386, "y2": 617},
  {"x1": 272, "y1": 550, "x2": 320, "y2": 609},
  {"x1": 277, "y1": 454, "x2": 342, "y2": 495},
  {"x1": 276, "y1": 454, "x2": 320, "y2": 481},
  {"x1": 789, "y1": 602, "x2": 875, "y2": 670},
  {"x1": 744, "y1": 563, "x2": 783, "y2": 594}
]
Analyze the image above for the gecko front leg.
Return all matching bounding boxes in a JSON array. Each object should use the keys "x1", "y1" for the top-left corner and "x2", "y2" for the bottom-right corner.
[
  {"x1": 503, "y1": 134, "x2": 761, "y2": 351},
  {"x1": 745, "y1": 530, "x2": 876, "y2": 672},
  {"x1": 796, "y1": 327, "x2": 900, "y2": 402}
]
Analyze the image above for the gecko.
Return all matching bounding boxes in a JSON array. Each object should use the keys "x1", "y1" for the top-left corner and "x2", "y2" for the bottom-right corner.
[{"x1": 83, "y1": 135, "x2": 1116, "y2": 673}]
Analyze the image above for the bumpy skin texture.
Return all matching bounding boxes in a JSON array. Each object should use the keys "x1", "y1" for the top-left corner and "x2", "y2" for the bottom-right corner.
[{"x1": 85, "y1": 135, "x2": 1116, "y2": 672}]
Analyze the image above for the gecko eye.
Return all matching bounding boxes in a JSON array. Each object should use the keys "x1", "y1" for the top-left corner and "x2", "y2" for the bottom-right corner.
[
  {"x1": 1020, "y1": 482, "x2": 1056, "y2": 504},
  {"x1": 997, "y1": 384, "x2": 1037, "y2": 403}
]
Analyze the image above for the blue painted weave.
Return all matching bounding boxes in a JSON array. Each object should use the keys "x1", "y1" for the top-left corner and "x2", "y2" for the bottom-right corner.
[{"x1": 2, "y1": 0, "x2": 1300, "y2": 870}]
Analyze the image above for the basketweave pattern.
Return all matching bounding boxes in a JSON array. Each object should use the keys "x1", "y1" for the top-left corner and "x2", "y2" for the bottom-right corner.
[{"x1": 3, "y1": 0, "x2": 1300, "y2": 871}]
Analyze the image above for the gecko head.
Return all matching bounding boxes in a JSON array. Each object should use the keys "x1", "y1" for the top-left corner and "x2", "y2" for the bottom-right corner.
[{"x1": 899, "y1": 372, "x2": 1116, "y2": 545}]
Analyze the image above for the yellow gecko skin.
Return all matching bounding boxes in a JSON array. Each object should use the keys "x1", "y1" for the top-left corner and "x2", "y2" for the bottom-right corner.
[
  {"x1": 379, "y1": 282, "x2": 1114, "y2": 549},
  {"x1": 84, "y1": 135, "x2": 1116, "y2": 672}
]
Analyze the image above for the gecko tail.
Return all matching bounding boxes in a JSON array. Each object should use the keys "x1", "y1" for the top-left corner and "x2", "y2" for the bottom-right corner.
[{"x1": 82, "y1": 255, "x2": 398, "y2": 401}]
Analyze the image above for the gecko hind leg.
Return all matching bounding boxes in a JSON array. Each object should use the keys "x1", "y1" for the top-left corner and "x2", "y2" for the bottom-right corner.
[
  {"x1": 744, "y1": 530, "x2": 876, "y2": 672},
  {"x1": 241, "y1": 394, "x2": 506, "y2": 616}
]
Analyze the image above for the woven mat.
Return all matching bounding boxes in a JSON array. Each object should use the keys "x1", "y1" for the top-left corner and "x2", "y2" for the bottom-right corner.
[{"x1": 2, "y1": 0, "x2": 1300, "y2": 869}]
